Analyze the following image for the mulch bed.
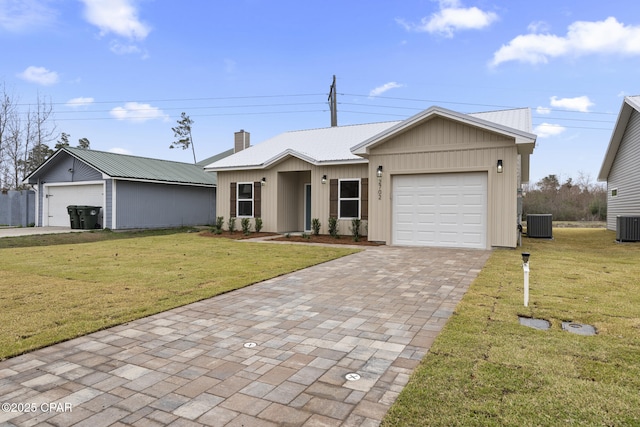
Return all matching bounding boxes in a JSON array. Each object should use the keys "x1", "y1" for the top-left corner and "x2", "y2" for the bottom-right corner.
[{"x1": 199, "y1": 230, "x2": 383, "y2": 246}]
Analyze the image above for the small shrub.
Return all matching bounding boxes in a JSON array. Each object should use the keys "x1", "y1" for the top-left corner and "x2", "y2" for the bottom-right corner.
[
  {"x1": 228, "y1": 217, "x2": 236, "y2": 233},
  {"x1": 350, "y1": 218, "x2": 361, "y2": 242},
  {"x1": 311, "y1": 218, "x2": 321, "y2": 235},
  {"x1": 302, "y1": 232, "x2": 310, "y2": 240},
  {"x1": 241, "y1": 218, "x2": 251, "y2": 235},
  {"x1": 254, "y1": 217, "x2": 263, "y2": 233},
  {"x1": 328, "y1": 217, "x2": 339, "y2": 238},
  {"x1": 285, "y1": 233, "x2": 291, "y2": 238},
  {"x1": 215, "y1": 216, "x2": 224, "y2": 233}
]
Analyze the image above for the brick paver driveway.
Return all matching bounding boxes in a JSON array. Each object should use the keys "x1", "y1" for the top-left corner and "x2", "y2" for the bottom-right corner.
[{"x1": 0, "y1": 245, "x2": 490, "y2": 426}]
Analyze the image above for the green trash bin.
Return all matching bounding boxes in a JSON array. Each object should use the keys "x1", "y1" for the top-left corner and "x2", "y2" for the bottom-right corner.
[
  {"x1": 66, "y1": 205, "x2": 80, "y2": 229},
  {"x1": 77, "y1": 206, "x2": 101, "y2": 229}
]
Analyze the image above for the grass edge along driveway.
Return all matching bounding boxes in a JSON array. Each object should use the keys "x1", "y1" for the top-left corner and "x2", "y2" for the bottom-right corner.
[
  {"x1": 382, "y1": 228, "x2": 640, "y2": 427},
  {"x1": 0, "y1": 232, "x2": 358, "y2": 360}
]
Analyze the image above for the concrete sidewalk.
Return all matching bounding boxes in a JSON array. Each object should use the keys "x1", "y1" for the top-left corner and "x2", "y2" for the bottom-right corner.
[
  {"x1": 0, "y1": 226, "x2": 89, "y2": 238},
  {"x1": 0, "y1": 246, "x2": 490, "y2": 426}
]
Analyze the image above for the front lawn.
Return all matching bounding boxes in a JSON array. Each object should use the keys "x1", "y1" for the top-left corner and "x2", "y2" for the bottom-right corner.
[
  {"x1": 382, "y1": 228, "x2": 640, "y2": 426},
  {"x1": 0, "y1": 232, "x2": 358, "y2": 360}
]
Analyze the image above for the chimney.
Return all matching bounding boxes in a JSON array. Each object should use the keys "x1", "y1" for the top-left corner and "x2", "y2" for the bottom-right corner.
[{"x1": 234, "y1": 130, "x2": 250, "y2": 153}]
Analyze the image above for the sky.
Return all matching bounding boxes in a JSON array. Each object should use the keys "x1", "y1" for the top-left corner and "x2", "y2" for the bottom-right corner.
[{"x1": 2, "y1": 0, "x2": 640, "y2": 186}]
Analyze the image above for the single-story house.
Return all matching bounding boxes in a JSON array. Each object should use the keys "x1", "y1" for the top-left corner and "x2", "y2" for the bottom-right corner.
[
  {"x1": 205, "y1": 106, "x2": 537, "y2": 249},
  {"x1": 598, "y1": 95, "x2": 640, "y2": 231},
  {"x1": 23, "y1": 147, "x2": 217, "y2": 230}
]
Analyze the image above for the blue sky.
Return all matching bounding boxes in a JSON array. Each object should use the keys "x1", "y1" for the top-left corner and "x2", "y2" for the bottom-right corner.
[{"x1": 2, "y1": 0, "x2": 640, "y2": 185}]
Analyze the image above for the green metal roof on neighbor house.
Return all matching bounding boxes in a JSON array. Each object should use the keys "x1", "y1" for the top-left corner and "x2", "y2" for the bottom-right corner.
[{"x1": 24, "y1": 147, "x2": 217, "y2": 186}]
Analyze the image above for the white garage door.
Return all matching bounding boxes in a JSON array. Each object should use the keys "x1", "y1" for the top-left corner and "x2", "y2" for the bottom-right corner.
[
  {"x1": 44, "y1": 184, "x2": 104, "y2": 227},
  {"x1": 392, "y1": 172, "x2": 487, "y2": 249}
]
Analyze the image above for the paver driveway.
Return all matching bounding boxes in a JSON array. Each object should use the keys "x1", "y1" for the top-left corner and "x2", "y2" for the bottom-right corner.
[{"x1": 0, "y1": 245, "x2": 490, "y2": 426}]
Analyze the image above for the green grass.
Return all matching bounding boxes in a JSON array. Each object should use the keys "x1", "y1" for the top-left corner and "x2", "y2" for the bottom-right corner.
[
  {"x1": 382, "y1": 228, "x2": 640, "y2": 427},
  {"x1": 0, "y1": 231, "x2": 358, "y2": 360}
]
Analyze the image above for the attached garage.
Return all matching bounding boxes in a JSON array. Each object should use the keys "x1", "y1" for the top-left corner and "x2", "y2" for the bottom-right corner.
[
  {"x1": 43, "y1": 182, "x2": 104, "y2": 227},
  {"x1": 392, "y1": 172, "x2": 487, "y2": 248}
]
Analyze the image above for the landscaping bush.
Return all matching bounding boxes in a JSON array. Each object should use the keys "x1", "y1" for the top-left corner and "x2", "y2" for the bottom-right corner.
[
  {"x1": 241, "y1": 218, "x2": 251, "y2": 235},
  {"x1": 254, "y1": 218, "x2": 263, "y2": 233},
  {"x1": 328, "y1": 217, "x2": 339, "y2": 238},
  {"x1": 214, "y1": 216, "x2": 224, "y2": 234},
  {"x1": 312, "y1": 218, "x2": 321, "y2": 235},
  {"x1": 350, "y1": 218, "x2": 361, "y2": 242},
  {"x1": 228, "y1": 217, "x2": 236, "y2": 233}
]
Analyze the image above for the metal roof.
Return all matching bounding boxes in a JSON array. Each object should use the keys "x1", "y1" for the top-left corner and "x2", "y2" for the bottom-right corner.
[
  {"x1": 204, "y1": 122, "x2": 401, "y2": 171},
  {"x1": 468, "y1": 107, "x2": 532, "y2": 133},
  {"x1": 25, "y1": 147, "x2": 217, "y2": 186},
  {"x1": 598, "y1": 95, "x2": 640, "y2": 181},
  {"x1": 205, "y1": 106, "x2": 536, "y2": 175}
]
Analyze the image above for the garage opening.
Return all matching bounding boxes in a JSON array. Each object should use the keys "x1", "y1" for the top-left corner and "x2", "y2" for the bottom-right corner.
[
  {"x1": 392, "y1": 172, "x2": 487, "y2": 249},
  {"x1": 44, "y1": 183, "x2": 104, "y2": 227}
]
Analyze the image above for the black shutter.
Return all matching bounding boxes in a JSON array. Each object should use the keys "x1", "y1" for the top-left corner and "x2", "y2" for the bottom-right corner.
[
  {"x1": 253, "y1": 181, "x2": 261, "y2": 218},
  {"x1": 230, "y1": 182, "x2": 237, "y2": 217},
  {"x1": 330, "y1": 179, "x2": 338, "y2": 218},
  {"x1": 361, "y1": 178, "x2": 368, "y2": 220}
]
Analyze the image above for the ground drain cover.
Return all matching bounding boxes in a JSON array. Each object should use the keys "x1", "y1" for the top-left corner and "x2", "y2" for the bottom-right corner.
[
  {"x1": 562, "y1": 322, "x2": 597, "y2": 336},
  {"x1": 518, "y1": 316, "x2": 551, "y2": 330},
  {"x1": 345, "y1": 373, "x2": 361, "y2": 381},
  {"x1": 243, "y1": 342, "x2": 257, "y2": 348}
]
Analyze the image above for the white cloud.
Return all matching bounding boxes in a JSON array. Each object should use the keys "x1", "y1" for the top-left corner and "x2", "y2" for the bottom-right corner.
[
  {"x1": 527, "y1": 21, "x2": 550, "y2": 34},
  {"x1": 110, "y1": 102, "x2": 168, "y2": 122},
  {"x1": 550, "y1": 95, "x2": 594, "y2": 112},
  {"x1": 397, "y1": 0, "x2": 498, "y2": 37},
  {"x1": 17, "y1": 66, "x2": 59, "y2": 85},
  {"x1": 536, "y1": 106, "x2": 551, "y2": 115},
  {"x1": 80, "y1": 0, "x2": 150, "y2": 40},
  {"x1": 66, "y1": 97, "x2": 95, "y2": 108},
  {"x1": 108, "y1": 147, "x2": 133, "y2": 155},
  {"x1": 491, "y1": 17, "x2": 640, "y2": 66},
  {"x1": 534, "y1": 123, "x2": 566, "y2": 138},
  {"x1": 369, "y1": 82, "x2": 404, "y2": 97},
  {"x1": 0, "y1": 0, "x2": 57, "y2": 32}
]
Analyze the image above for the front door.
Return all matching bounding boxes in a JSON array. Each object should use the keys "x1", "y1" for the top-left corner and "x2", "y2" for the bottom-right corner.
[{"x1": 304, "y1": 184, "x2": 312, "y2": 232}]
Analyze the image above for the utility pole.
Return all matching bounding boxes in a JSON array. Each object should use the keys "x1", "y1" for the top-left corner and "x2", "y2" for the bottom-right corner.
[{"x1": 328, "y1": 75, "x2": 337, "y2": 127}]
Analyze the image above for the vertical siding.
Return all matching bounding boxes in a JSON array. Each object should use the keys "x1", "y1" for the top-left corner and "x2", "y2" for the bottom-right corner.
[
  {"x1": 215, "y1": 159, "x2": 367, "y2": 234},
  {"x1": 104, "y1": 179, "x2": 113, "y2": 229},
  {"x1": 115, "y1": 181, "x2": 214, "y2": 229},
  {"x1": 606, "y1": 110, "x2": 640, "y2": 230},
  {"x1": 367, "y1": 118, "x2": 519, "y2": 248}
]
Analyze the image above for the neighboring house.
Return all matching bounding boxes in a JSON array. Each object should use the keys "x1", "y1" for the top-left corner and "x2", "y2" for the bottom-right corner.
[
  {"x1": 598, "y1": 95, "x2": 640, "y2": 231},
  {"x1": 23, "y1": 147, "x2": 217, "y2": 230},
  {"x1": 205, "y1": 106, "x2": 536, "y2": 249}
]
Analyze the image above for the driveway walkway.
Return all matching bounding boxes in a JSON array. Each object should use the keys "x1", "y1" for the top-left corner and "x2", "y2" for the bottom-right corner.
[
  {"x1": 0, "y1": 227, "x2": 87, "y2": 238},
  {"x1": 0, "y1": 246, "x2": 490, "y2": 426}
]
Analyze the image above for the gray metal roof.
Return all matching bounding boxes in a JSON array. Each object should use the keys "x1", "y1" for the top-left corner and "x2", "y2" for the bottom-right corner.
[
  {"x1": 204, "y1": 122, "x2": 401, "y2": 171},
  {"x1": 26, "y1": 147, "x2": 216, "y2": 186}
]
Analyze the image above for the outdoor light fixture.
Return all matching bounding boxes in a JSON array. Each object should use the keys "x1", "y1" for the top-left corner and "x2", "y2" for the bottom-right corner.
[
  {"x1": 322, "y1": 175, "x2": 327, "y2": 184},
  {"x1": 68, "y1": 168, "x2": 74, "y2": 173},
  {"x1": 497, "y1": 159, "x2": 503, "y2": 173},
  {"x1": 377, "y1": 165, "x2": 383, "y2": 178},
  {"x1": 521, "y1": 252, "x2": 530, "y2": 307},
  {"x1": 261, "y1": 177, "x2": 266, "y2": 186}
]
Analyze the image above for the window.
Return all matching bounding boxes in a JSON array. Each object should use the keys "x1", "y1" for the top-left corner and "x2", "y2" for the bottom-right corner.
[
  {"x1": 339, "y1": 179, "x2": 360, "y2": 219},
  {"x1": 237, "y1": 182, "x2": 253, "y2": 217},
  {"x1": 611, "y1": 188, "x2": 618, "y2": 197}
]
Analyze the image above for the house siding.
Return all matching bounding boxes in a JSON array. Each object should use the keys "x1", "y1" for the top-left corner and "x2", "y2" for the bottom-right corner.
[
  {"x1": 216, "y1": 158, "x2": 368, "y2": 234},
  {"x1": 606, "y1": 109, "x2": 640, "y2": 230},
  {"x1": 115, "y1": 180, "x2": 215, "y2": 229},
  {"x1": 367, "y1": 117, "x2": 519, "y2": 248}
]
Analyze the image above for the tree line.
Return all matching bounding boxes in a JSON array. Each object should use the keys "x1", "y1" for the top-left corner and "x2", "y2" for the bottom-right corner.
[
  {"x1": 523, "y1": 174, "x2": 607, "y2": 221},
  {"x1": 0, "y1": 84, "x2": 92, "y2": 190}
]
